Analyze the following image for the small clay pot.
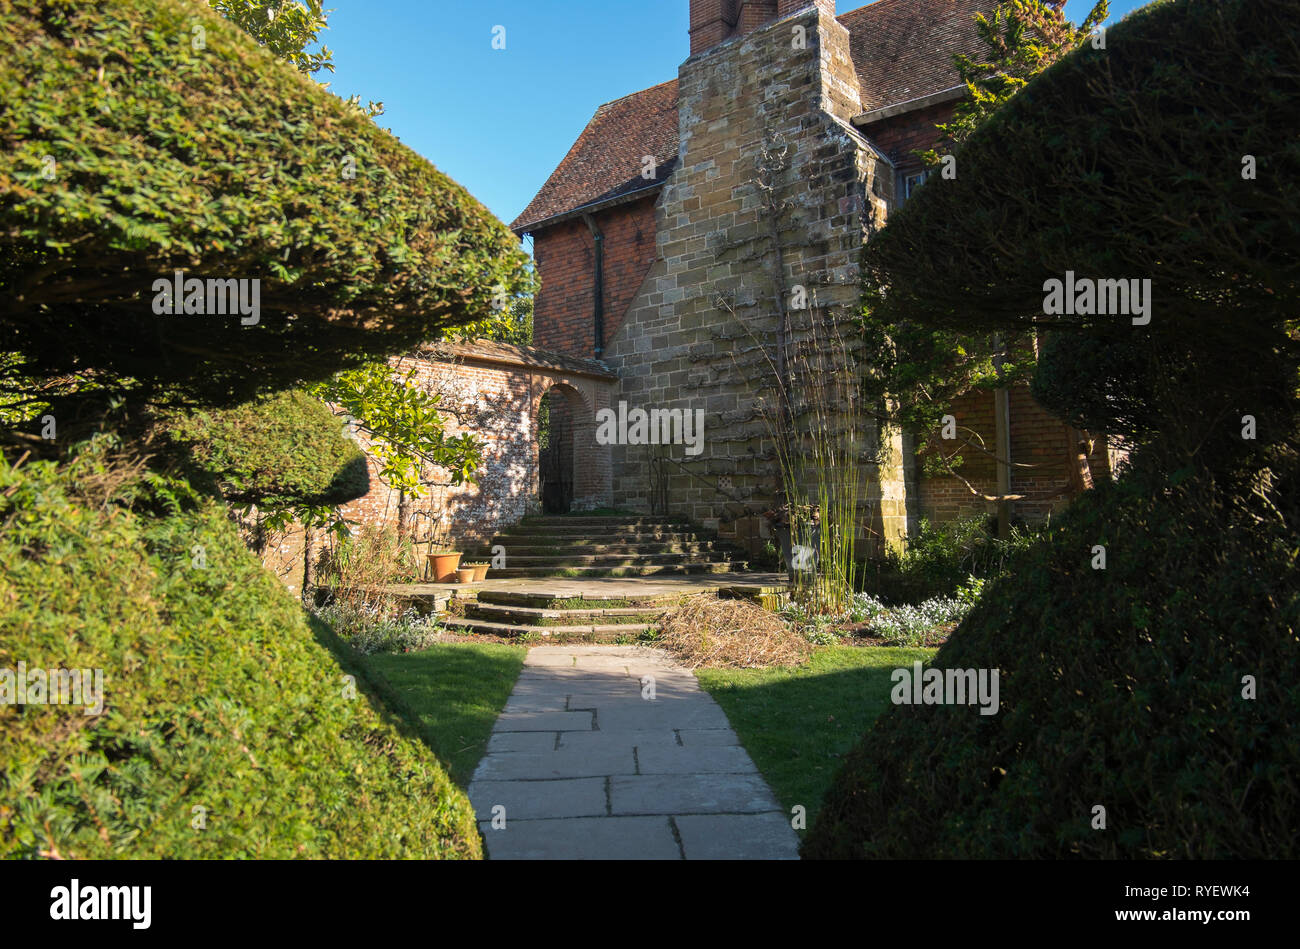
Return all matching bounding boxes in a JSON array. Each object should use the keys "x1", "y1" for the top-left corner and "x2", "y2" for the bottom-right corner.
[{"x1": 455, "y1": 567, "x2": 475, "y2": 584}]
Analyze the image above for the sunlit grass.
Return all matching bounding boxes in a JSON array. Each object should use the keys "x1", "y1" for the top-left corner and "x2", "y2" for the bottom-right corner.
[{"x1": 698, "y1": 645, "x2": 936, "y2": 836}]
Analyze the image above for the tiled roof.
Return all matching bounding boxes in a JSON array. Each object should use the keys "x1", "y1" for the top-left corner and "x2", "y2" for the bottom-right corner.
[
  {"x1": 511, "y1": 79, "x2": 680, "y2": 234},
  {"x1": 838, "y1": 0, "x2": 991, "y2": 112},
  {"x1": 512, "y1": 0, "x2": 991, "y2": 233}
]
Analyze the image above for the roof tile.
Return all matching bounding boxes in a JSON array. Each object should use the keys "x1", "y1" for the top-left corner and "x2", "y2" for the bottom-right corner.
[
  {"x1": 512, "y1": 79, "x2": 679, "y2": 233},
  {"x1": 838, "y1": 0, "x2": 991, "y2": 112}
]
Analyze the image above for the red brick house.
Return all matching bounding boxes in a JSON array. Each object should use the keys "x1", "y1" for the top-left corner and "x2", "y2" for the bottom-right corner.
[{"x1": 510, "y1": 0, "x2": 1111, "y2": 556}]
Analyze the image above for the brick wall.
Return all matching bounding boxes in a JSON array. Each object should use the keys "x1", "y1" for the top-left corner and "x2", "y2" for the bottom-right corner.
[
  {"x1": 338, "y1": 352, "x2": 539, "y2": 551},
  {"x1": 258, "y1": 342, "x2": 614, "y2": 594},
  {"x1": 532, "y1": 195, "x2": 659, "y2": 358},
  {"x1": 736, "y1": 0, "x2": 777, "y2": 34},
  {"x1": 915, "y1": 383, "x2": 1113, "y2": 525},
  {"x1": 690, "y1": 0, "x2": 737, "y2": 54},
  {"x1": 862, "y1": 101, "x2": 957, "y2": 175},
  {"x1": 779, "y1": 0, "x2": 833, "y2": 15}
]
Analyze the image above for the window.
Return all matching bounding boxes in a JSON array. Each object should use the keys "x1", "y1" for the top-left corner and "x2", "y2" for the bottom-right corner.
[{"x1": 901, "y1": 170, "x2": 928, "y2": 204}]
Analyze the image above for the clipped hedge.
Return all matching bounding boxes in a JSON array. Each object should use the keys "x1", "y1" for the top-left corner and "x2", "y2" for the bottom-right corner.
[
  {"x1": 0, "y1": 0, "x2": 530, "y2": 405},
  {"x1": 860, "y1": 0, "x2": 1300, "y2": 446},
  {"x1": 0, "y1": 446, "x2": 480, "y2": 858},
  {"x1": 161, "y1": 389, "x2": 369, "y2": 507},
  {"x1": 803, "y1": 448, "x2": 1300, "y2": 859},
  {"x1": 807, "y1": 0, "x2": 1300, "y2": 860}
]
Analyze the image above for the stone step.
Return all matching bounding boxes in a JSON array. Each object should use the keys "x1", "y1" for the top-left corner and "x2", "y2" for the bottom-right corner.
[
  {"x1": 476, "y1": 590, "x2": 688, "y2": 609},
  {"x1": 499, "y1": 525, "x2": 705, "y2": 538},
  {"x1": 518, "y1": 516, "x2": 690, "y2": 527},
  {"x1": 473, "y1": 553, "x2": 732, "y2": 567},
  {"x1": 491, "y1": 533, "x2": 705, "y2": 547},
  {"x1": 487, "y1": 563, "x2": 742, "y2": 579},
  {"x1": 469, "y1": 542, "x2": 722, "y2": 557},
  {"x1": 468, "y1": 603, "x2": 669, "y2": 627},
  {"x1": 443, "y1": 617, "x2": 658, "y2": 638}
]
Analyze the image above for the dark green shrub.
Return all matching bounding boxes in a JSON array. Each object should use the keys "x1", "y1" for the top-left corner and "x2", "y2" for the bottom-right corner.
[
  {"x1": 0, "y1": 443, "x2": 480, "y2": 858},
  {"x1": 858, "y1": 516, "x2": 1038, "y2": 603},
  {"x1": 1031, "y1": 329, "x2": 1165, "y2": 444},
  {"x1": 804, "y1": 450, "x2": 1300, "y2": 858},
  {"x1": 859, "y1": 0, "x2": 1300, "y2": 458},
  {"x1": 0, "y1": 0, "x2": 531, "y2": 407},
  {"x1": 161, "y1": 389, "x2": 369, "y2": 508},
  {"x1": 811, "y1": 0, "x2": 1300, "y2": 860}
]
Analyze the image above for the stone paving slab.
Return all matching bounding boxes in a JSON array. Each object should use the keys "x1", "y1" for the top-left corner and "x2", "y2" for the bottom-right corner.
[
  {"x1": 556, "y1": 729, "x2": 680, "y2": 751},
  {"x1": 468, "y1": 777, "x2": 607, "y2": 820},
  {"x1": 634, "y1": 744, "x2": 758, "y2": 775},
  {"x1": 609, "y1": 773, "x2": 780, "y2": 816},
  {"x1": 596, "y1": 704, "x2": 733, "y2": 732},
  {"x1": 486, "y1": 731, "x2": 558, "y2": 754},
  {"x1": 494, "y1": 710, "x2": 595, "y2": 731},
  {"x1": 677, "y1": 728, "x2": 743, "y2": 747},
  {"x1": 467, "y1": 645, "x2": 799, "y2": 860},
  {"x1": 675, "y1": 814, "x2": 802, "y2": 860},
  {"x1": 501, "y1": 691, "x2": 577, "y2": 707},
  {"x1": 474, "y1": 747, "x2": 636, "y2": 780},
  {"x1": 480, "y1": 817, "x2": 681, "y2": 861}
]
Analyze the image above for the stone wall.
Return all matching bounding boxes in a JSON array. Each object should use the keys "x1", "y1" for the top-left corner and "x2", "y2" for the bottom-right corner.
[{"x1": 602, "y1": 4, "x2": 908, "y2": 558}]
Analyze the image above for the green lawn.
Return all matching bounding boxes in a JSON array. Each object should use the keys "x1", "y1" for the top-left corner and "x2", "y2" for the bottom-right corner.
[
  {"x1": 361, "y1": 642, "x2": 527, "y2": 786},
  {"x1": 697, "y1": 646, "x2": 936, "y2": 836}
]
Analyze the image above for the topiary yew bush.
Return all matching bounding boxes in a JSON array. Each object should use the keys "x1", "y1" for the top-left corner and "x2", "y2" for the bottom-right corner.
[
  {"x1": 858, "y1": 0, "x2": 1300, "y2": 453},
  {"x1": 0, "y1": 442, "x2": 481, "y2": 858},
  {"x1": 160, "y1": 389, "x2": 369, "y2": 507},
  {"x1": 0, "y1": 0, "x2": 531, "y2": 407},
  {"x1": 809, "y1": 0, "x2": 1300, "y2": 859},
  {"x1": 804, "y1": 447, "x2": 1300, "y2": 858}
]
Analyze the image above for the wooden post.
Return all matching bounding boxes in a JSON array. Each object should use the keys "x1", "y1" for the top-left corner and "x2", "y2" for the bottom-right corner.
[
  {"x1": 301, "y1": 524, "x2": 313, "y2": 605},
  {"x1": 994, "y1": 387, "x2": 1012, "y2": 540},
  {"x1": 991, "y1": 335, "x2": 1012, "y2": 540}
]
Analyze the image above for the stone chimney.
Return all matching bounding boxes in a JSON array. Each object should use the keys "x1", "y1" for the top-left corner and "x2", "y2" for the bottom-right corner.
[{"x1": 689, "y1": 0, "x2": 838, "y2": 56}]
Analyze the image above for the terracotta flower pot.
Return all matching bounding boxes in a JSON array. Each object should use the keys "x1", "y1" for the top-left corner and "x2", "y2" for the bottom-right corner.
[
  {"x1": 470, "y1": 563, "x2": 489, "y2": 582},
  {"x1": 455, "y1": 567, "x2": 476, "y2": 584},
  {"x1": 428, "y1": 551, "x2": 462, "y2": 583}
]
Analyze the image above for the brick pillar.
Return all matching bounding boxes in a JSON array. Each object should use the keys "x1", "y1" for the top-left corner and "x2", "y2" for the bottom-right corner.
[
  {"x1": 691, "y1": 0, "x2": 789, "y2": 55},
  {"x1": 777, "y1": 0, "x2": 834, "y2": 17},
  {"x1": 736, "y1": 0, "x2": 778, "y2": 34},
  {"x1": 690, "y1": 0, "x2": 737, "y2": 55}
]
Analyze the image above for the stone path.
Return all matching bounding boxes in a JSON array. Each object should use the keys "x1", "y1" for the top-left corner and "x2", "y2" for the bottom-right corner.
[{"x1": 468, "y1": 645, "x2": 799, "y2": 860}]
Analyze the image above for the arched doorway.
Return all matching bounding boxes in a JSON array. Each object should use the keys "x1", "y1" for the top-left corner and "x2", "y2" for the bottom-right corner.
[{"x1": 538, "y1": 386, "x2": 576, "y2": 513}]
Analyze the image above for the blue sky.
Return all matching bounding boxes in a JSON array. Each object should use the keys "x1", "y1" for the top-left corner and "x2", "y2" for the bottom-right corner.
[{"x1": 322, "y1": 1, "x2": 1148, "y2": 234}]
